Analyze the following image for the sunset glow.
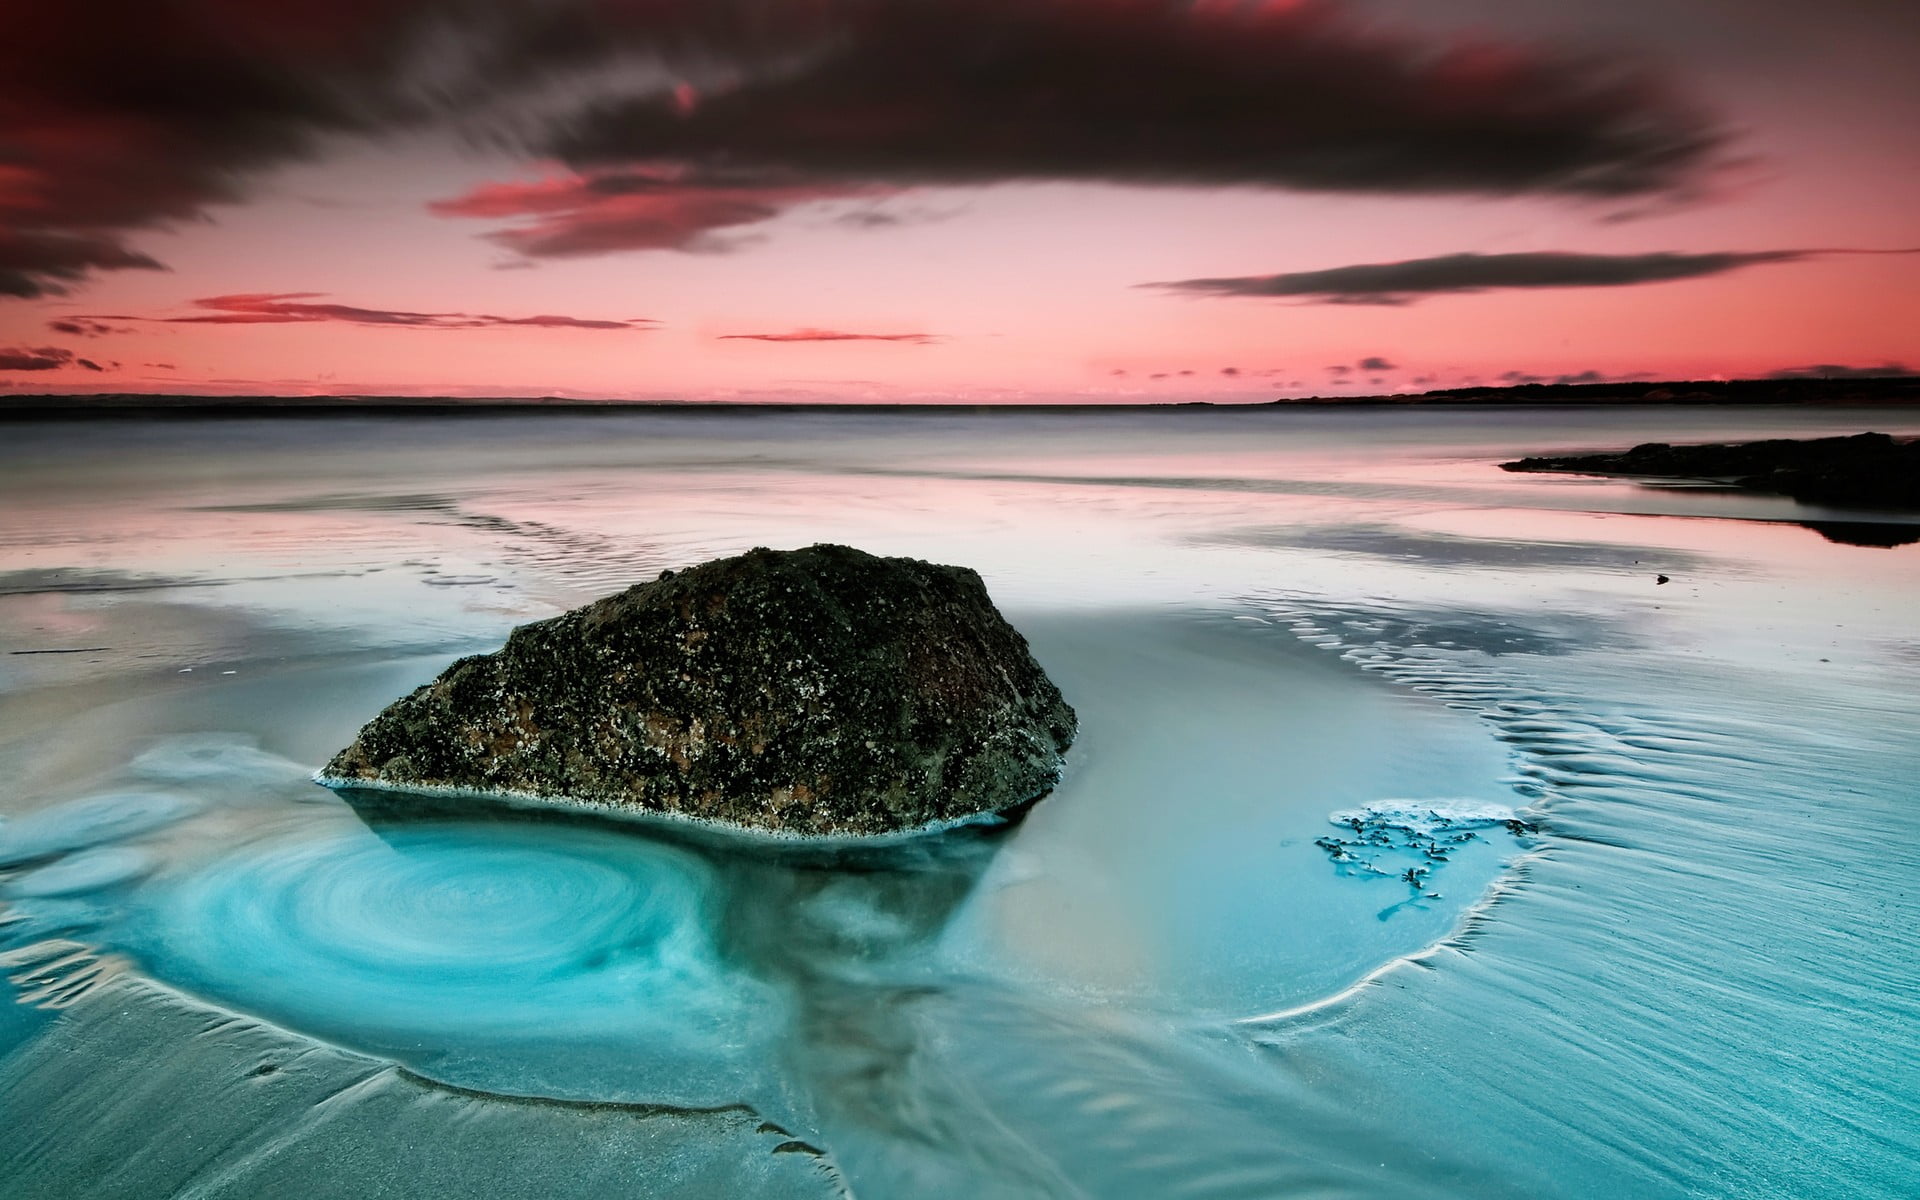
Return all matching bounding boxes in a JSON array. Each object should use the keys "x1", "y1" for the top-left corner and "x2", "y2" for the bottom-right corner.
[{"x1": 2, "y1": 0, "x2": 1914, "y2": 402}]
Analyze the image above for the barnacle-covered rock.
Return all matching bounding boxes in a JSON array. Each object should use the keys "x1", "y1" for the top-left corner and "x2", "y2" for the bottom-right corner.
[{"x1": 319, "y1": 544, "x2": 1075, "y2": 838}]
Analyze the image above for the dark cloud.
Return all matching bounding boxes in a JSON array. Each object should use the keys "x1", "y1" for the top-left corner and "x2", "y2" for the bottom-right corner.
[
  {"x1": 3, "y1": 2, "x2": 1730, "y2": 289},
  {"x1": 549, "y1": 1, "x2": 1723, "y2": 199},
  {"x1": 717, "y1": 328, "x2": 934, "y2": 345},
  {"x1": 1221, "y1": 367, "x2": 1240, "y2": 376},
  {"x1": 106, "y1": 293, "x2": 651, "y2": 330},
  {"x1": 1768, "y1": 362, "x2": 1912, "y2": 380},
  {"x1": 443, "y1": 0, "x2": 1736, "y2": 262},
  {"x1": 0, "y1": 3, "x2": 464, "y2": 298},
  {"x1": 0, "y1": 232, "x2": 165, "y2": 299},
  {"x1": 1358, "y1": 356, "x2": 1397, "y2": 371},
  {"x1": 47, "y1": 317, "x2": 130, "y2": 337},
  {"x1": 76, "y1": 357, "x2": 105, "y2": 371},
  {"x1": 0, "y1": 346, "x2": 78, "y2": 371},
  {"x1": 474, "y1": 0, "x2": 1726, "y2": 258},
  {"x1": 1451, "y1": 367, "x2": 1661, "y2": 387},
  {"x1": 1141, "y1": 248, "x2": 1849, "y2": 303},
  {"x1": 0, "y1": 2, "x2": 763, "y2": 293},
  {"x1": 1543, "y1": 369, "x2": 1655, "y2": 384}
]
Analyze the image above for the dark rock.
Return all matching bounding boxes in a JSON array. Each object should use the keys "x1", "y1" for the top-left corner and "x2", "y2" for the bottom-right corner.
[
  {"x1": 319, "y1": 545, "x2": 1076, "y2": 839},
  {"x1": 1799, "y1": 521, "x2": 1920, "y2": 548},
  {"x1": 1500, "y1": 431, "x2": 1920, "y2": 512}
]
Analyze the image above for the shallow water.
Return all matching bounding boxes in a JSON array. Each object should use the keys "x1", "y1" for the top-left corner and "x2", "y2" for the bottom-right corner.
[{"x1": 2, "y1": 405, "x2": 1918, "y2": 1197}]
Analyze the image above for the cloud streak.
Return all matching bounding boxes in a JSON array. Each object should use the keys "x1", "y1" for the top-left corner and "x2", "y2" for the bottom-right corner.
[
  {"x1": 0, "y1": 345, "x2": 91, "y2": 371},
  {"x1": 717, "y1": 328, "x2": 935, "y2": 345},
  {"x1": 431, "y1": 167, "x2": 888, "y2": 256},
  {"x1": 0, "y1": 231, "x2": 166, "y2": 300},
  {"x1": 1144, "y1": 248, "x2": 1917, "y2": 304},
  {"x1": 98, "y1": 294, "x2": 652, "y2": 331},
  {"x1": 47, "y1": 317, "x2": 130, "y2": 337},
  {"x1": 1769, "y1": 362, "x2": 1911, "y2": 380}
]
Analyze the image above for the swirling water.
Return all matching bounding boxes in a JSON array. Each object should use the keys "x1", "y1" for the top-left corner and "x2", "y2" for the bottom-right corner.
[{"x1": 1, "y1": 406, "x2": 1917, "y2": 1197}]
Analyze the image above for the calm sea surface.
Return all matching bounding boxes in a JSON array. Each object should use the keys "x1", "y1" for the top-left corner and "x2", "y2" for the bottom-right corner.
[{"x1": 2, "y1": 406, "x2": 1917, "y2": 1198}]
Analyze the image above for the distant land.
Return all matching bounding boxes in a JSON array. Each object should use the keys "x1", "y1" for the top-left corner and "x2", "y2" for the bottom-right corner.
[{"x1": 4, "y1": 375, "x2": 1919, "y2": 417}]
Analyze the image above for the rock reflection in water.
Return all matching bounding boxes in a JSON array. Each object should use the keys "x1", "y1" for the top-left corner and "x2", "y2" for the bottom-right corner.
[{"x1": 124, "y1": 791, "x2": 1018, "y2": 1132}]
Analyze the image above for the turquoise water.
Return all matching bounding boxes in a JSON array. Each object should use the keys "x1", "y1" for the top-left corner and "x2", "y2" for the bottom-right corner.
[{"x1": 2, "y1": 407, "x2": 1917, "y2": 1196}]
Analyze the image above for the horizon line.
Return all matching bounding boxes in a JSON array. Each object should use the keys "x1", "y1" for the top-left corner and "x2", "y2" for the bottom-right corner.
[{"x1": 4, "y1": 374, "x2": 1919, "y2": 416}]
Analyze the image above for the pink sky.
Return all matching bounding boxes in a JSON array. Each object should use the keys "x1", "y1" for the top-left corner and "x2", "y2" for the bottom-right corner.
[{"x1": 2, "y1": 1, "x2": 1915, "y2": 402}]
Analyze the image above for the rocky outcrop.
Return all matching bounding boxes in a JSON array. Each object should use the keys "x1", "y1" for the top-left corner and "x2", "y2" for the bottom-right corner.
[
  {"x1": 319, "y1": 545, "x2": 1076, "y2": 838},
  {"x1": 1501, "y1": 431, "x2": 1920, "y2": 511}
]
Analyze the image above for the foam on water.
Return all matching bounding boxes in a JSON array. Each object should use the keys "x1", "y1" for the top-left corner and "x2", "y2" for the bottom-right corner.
[
  {"x1": 1327, "y1": 799, "x2": 1519, "y2": 832},
  {"x1": 1312, "y1": 798, "x2": 1532, "y2": 902}
]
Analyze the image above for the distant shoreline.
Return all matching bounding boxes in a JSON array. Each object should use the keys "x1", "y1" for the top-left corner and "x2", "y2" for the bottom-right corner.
[{"x1": 3, "y1": 375, "x2": 1917, "y2": 418}]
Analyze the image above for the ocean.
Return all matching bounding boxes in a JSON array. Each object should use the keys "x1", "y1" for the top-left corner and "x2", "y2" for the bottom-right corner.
[{"x1": 2, "y1": 404, "x2": 1917, "y2": 1197}]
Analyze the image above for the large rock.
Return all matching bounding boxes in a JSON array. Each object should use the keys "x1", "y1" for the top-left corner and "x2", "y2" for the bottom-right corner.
[{"x1": 319, "y1": 545, "x2": 1076, "y2": 838}]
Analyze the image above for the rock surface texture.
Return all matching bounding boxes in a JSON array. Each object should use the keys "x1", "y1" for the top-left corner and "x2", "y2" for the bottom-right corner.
[
  {"x1": 320, "y1": 545, "x2": 1076, "y2": 838},
  {"x1": 1500, "y1": 431, "x2": 1920, "y2": 511}
]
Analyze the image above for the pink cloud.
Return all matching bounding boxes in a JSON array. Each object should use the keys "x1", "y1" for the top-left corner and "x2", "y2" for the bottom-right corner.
[
  {"x1": 98, "y1": 293, "x2": 654, "y2": 331},
  {"x1": 431, "y1": 167, "x2": 893, "y2": 257},
  {"x1": 718, "y1": 328, "x2": 937, "y2": 344}
]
